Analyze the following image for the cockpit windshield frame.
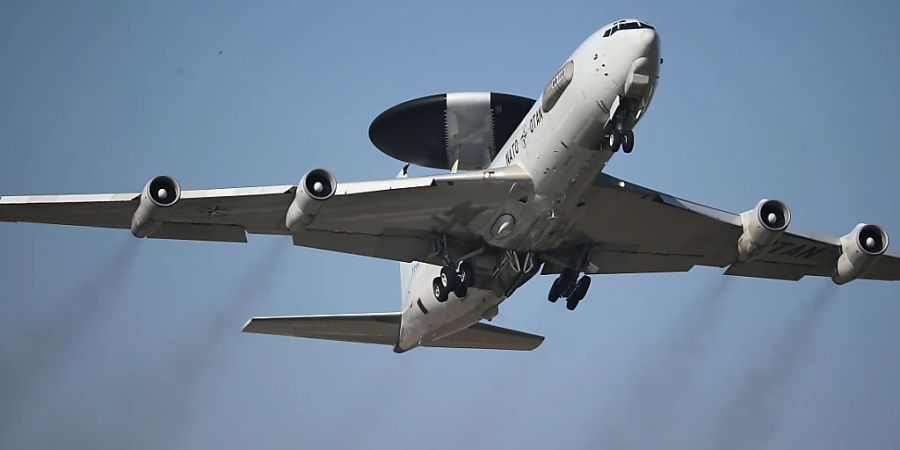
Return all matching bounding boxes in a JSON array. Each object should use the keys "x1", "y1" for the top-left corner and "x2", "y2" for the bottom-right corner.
[{"x1": 602, "y1": 20, "x2": 655, "y2": 38}]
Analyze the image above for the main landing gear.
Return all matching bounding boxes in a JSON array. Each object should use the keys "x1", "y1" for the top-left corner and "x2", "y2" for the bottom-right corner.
[
  {"x1": 432, "y1": 261, "x2": 475, "y2": 302},
  {"x1": 431, "y1": 235, "x2": 478, "y2": 302},
  {"x1": 548, "y1": 269, "x2": 592, "y2": 311}
]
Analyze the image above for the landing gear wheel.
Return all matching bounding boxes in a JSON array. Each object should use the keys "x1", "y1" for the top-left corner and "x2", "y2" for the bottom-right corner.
[
  {"x1": 569, "y1": 276, "x2": 591, "y2": 302},
  {"x1": 453, "y1": 284, "x2": 468, "y2": 299},
  {"x1": 559, "y1": 269, "x2": 578, "y2": 298},
  {"x1": 457, "y1": 261, "x2": 475, "y2": 288},
  {"x1": 622, "y1": 130, "x2": 634, "y2": 153},
  {"x1": 608, "y1": 132, "x2": 622, "y2": 153},
  {"x1": 440, "y1": 266, "x2": 459, "y2": 291},
  {"x1": 566, "y1": 299, "x2": 580, "y2": 311},
  {"x1": 548, "y1": 279, "x2": 562, "y2": 303},
  {"x1": 432, "y1": 277, "x2": 449, "y2": 302}
]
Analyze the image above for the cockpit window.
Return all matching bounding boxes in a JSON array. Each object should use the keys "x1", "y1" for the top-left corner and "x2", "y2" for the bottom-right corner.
[{"x1": 603, "y1": 20, "x2": 655, "y2": 37}]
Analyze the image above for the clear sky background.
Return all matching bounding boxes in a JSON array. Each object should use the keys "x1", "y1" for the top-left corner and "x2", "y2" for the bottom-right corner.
[{"x1": 1, "y1": 1, "x2": 899, "y2": 449}]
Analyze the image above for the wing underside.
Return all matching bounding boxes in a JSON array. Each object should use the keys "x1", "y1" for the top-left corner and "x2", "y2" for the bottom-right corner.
[
  {"x1": 543, "y1": 172, "x2": 900, "y2": 282},
  {"x1": 0, "y1": 166, "x2": 532, "y2": 265},
  {"x1": 3, "y1": 167, "x2": 898, "y2": 282}
]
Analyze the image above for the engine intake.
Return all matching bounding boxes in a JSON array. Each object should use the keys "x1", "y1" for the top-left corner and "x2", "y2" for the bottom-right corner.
[
  {"x1": 737, "y1": 199, "x2": 791, "y2": 262},
  {"x1": 832, "y1": 223, "x2": 889, "y2": 284},
  {"x1": 285, "y1": 168, "x2": 336, "y2": 232},
  {"x1": 131, "y1": 175, "x2": 181, "y2": 237}
]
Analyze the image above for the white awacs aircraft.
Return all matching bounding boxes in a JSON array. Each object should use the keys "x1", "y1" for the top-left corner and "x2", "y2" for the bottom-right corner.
[{"x1": 2, "y1": 19, "x2": 898, "y2": 352}]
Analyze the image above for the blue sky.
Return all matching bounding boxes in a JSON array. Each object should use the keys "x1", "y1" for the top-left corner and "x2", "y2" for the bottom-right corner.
[{"x1": 1, "y1": 1, "x2": 899, "y2": 449}]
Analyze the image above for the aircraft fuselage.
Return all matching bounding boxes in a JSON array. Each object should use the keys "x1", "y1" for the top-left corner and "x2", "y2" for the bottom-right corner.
[{"x1": 398, "y1": 20, "x2": 662, "y2": 351}]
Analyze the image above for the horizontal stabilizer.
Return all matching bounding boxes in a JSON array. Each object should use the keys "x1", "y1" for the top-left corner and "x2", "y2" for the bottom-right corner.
[
  {"x1": 425, "y1": 321, "x2": 544, "y2": 351},
  {"x1": 242, "y1": 313, "x2": 544, "y2": 351},
  {"x1": 243, "y1": 313, "x2": 401, "y2": 345}
]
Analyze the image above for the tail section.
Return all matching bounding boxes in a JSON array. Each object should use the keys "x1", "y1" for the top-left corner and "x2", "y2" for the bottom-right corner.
[{"x1": 397, "y1": 165, "x2": 415, "y2": 314}]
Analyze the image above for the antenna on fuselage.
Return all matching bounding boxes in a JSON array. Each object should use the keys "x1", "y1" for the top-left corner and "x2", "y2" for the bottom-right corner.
[{"x1": 396, "y1": 163, "x2": 410, "y2": 179}]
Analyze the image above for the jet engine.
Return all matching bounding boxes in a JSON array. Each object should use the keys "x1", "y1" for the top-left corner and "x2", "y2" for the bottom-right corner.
[
  {"x1": 736, "y1": 199, "x2": 791, "y2": 262},
  {"x1": 285, "y1": 168, "x2": 336, "y2": 232},
  {"x1": 832, "y1": 223, "x2": 889, "y2": 284},
  {"x1": 131, "y1": 175, "x2": 181, "y2": 237}
]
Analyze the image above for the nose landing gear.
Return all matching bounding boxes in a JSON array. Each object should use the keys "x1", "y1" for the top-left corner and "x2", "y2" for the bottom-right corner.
[
  {"x1": 605, "y1": 96, "x2": 637, "y2": 154},
  {"x1": 548, "y1": 268, "x2": 592, "y2": 310},
  {"x1": 607, "y1": 126, "x2": 635, "y2": 153}
]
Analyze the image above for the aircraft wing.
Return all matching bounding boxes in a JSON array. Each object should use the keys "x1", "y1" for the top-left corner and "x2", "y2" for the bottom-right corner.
[
  {"x1": 0, "y1": 186, "x2": 295, "y2": 242},
  {"x1": 0, "y1": 166, "x2": 531, "y2": 264},
  {"x1": 290, "y1": 166, "x2": 531, "y2": 264},
  {"x1": 242, "y1": 313, "x2": 544, "y2": 351},
  {"x1": 543, "y1": 172, "x2": 900, "y2": 282}
]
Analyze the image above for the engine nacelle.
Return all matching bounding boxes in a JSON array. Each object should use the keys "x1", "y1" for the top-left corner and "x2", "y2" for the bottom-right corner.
[
  {"x1": 832, "y1": 223, "x2": 889, "y2": 284},
  {"x1": 736, "y1": 199, "x2": 791, "y2": 262},
  {"x1": 285, "y1": 168, "x2": 336, "y2": 232},
  {"x1": 131, "y1": 175, "x2": 181, "y2": 238}
]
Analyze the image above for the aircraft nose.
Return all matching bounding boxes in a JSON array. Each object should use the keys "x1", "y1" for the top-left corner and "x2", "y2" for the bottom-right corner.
[{"x1": 638, "y1": 29, "x2": 658, "y2": 55}]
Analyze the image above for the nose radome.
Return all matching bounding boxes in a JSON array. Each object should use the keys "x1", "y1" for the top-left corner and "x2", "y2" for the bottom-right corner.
[{"x1": 639, "y1": 29, "x2": 657, "y2": 49}]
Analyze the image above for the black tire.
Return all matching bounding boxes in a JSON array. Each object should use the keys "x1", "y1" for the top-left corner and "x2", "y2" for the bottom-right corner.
[
  {"x1": 566, "y1": 299, "x2": 579, "y2": 311},
  {"x1": 453, "y1": 284, "x2": 468, "y2": 299},
  {"x1": 440, "y1": 266, "x2": 459, "y2": 290},
  {"x1": 548, "y1": 278, "x2": 562, "y2": 303},
  {"x1": 570, "y1": 276, "x2": 592, "y2": 302},
  {"x1": 608, "y1": 132, "x2": 622, "y2": 152},
  {"x1": 623, "y1": 129, "x2": 634, "y2": 153},
  {"x1": 433, "y1": 277, "x2": 449, "y2": 302},
  {"x1": 458, "y1": 261, "x2": 475, "y2": 287},
  {"x1": 559, "y1": 269, "x2": 578, "y2": 298}
]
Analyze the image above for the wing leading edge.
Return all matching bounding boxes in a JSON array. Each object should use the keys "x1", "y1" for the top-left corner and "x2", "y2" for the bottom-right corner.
[{"x1": 0, "y1": 166, "x2": 532, "y2": 264}]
